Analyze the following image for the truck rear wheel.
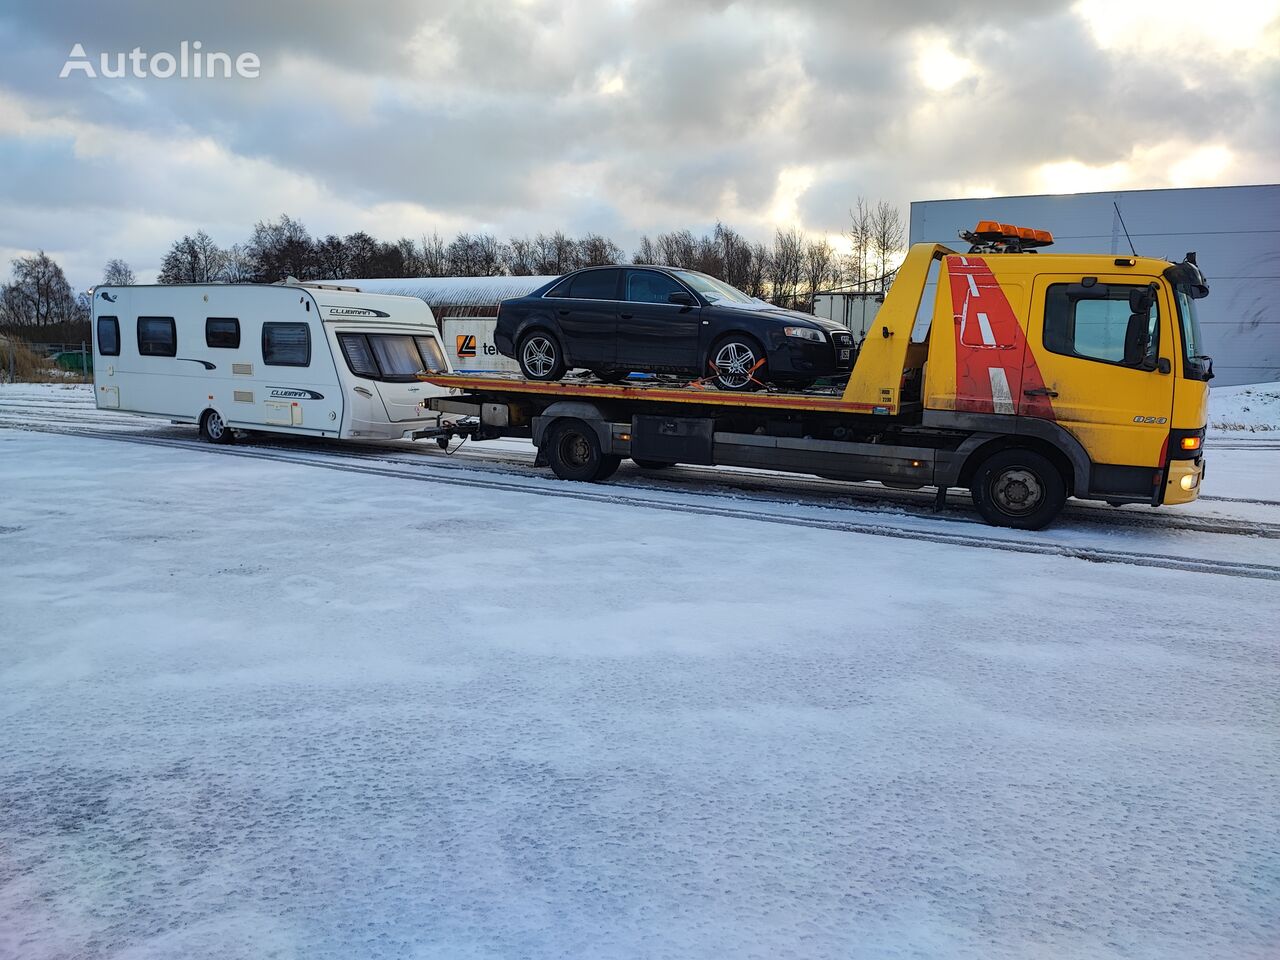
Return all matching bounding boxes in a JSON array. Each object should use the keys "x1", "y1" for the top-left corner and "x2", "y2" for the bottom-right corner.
[
  {"x1": 545, "y1": 419, "x2": 620, "y2": 482},
  {"x1": 200, "y1": 409, "x2": 234, "y2": 445},
  {"x1": 970, "y1": 448, "x2": 1066, "y2": 530}
]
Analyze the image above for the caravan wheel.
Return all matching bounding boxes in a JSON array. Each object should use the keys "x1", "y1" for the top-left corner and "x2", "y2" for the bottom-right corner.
[{"x1": 200, "y1": 409, "x2": 235, "y2": 445}]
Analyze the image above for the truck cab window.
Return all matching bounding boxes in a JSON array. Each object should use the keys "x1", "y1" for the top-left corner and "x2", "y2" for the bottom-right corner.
[
  {"x1": 1044, "y1": 284, "x2": 1158, "y2": 368},
  {"x1": 97, "y1": 316, "x2": 120, "y2": 356}
]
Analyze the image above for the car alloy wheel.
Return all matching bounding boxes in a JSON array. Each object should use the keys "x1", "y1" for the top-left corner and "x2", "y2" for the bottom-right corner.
[
  {"x1": 712, "y1": 340, "x2": 760, "y2": 389},
  {"x1": 521, "y1": 335, "x2": 558, "y2": 378}
]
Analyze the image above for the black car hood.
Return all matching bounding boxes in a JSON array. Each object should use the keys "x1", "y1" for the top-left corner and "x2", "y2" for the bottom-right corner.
[{"x1": 713, "y1": 299, "x2": 846, "y2": 333}]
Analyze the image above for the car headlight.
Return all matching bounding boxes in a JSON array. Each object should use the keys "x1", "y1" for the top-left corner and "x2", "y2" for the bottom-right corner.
[{"x1": 783, "y1": 326, "x2": 825, "y2": 342}]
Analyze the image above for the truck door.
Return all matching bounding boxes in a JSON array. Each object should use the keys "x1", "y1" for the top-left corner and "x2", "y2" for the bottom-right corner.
[{"x1": 1025, "y1": 274, "x2": 1172, "y2": 470}]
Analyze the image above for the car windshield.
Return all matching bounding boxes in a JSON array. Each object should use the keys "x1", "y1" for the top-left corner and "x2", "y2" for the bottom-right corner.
[{"x1": 671, "y1": 270, "x2": 755, "y2": 304}]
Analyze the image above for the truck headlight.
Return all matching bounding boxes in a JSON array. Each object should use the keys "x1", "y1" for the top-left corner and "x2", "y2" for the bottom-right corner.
[{"x1": 783, "y1": 326, "x2": 825, "y2": 342}]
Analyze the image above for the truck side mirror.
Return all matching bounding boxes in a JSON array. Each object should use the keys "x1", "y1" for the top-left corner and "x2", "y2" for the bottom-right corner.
[
  {"x1": 1123, "y1": 313, "x2": 1151, "y2": 366},
  {"x1": 1128, "y1": 287, "x2": 1155, "y2": 314}
]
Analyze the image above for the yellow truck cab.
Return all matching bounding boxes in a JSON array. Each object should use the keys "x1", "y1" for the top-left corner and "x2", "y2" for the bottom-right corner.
[
  {"x1": 846, "y1": 221, "x2": 1212, "y2": 524},
  {"x1": 422, "y1": 221, "x2": 1212, "y2": 531}
]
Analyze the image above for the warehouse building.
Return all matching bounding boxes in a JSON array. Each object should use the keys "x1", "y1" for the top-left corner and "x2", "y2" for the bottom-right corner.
[{"x1": 909, "y1": 184, "x2": 1280, "y2": 386}]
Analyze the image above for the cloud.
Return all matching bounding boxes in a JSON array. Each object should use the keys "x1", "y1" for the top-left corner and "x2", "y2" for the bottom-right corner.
[{"x1": 0, "y1": 0, "x2": 1277, "y2": 289}]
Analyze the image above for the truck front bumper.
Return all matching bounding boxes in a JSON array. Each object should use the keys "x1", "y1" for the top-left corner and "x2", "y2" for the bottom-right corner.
[{"x1": 1163, "y1": 457, "x2": 1204, "y2": 505}]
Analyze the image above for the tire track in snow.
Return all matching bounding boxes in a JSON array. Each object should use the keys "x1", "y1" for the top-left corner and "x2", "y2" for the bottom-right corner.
[{"x1": 20, "y1": 424, "x2": 1280, "y2": 583}]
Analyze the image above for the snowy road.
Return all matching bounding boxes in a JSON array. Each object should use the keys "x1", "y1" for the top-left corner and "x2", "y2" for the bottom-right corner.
[{"x1": 1, "y1": 384, "x2": 1278, "y2": 959}]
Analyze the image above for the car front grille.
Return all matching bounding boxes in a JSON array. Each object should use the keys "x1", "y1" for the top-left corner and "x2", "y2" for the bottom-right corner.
[{"x1": 832, "y1": 331, "x2": 855, "y2": 370}]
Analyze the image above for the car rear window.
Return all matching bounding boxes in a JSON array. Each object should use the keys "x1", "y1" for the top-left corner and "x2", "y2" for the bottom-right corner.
[{"x1": 568, "y1": 269, "x2": 620, "y2": 300}]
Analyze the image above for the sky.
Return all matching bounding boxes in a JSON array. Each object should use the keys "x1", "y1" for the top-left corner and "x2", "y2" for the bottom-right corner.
[{"x1": 0, "y1": 0, "x2": 1277, "y2": 291}]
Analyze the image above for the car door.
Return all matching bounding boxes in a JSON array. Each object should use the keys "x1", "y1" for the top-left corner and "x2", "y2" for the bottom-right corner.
[
  {"x1": 548, "y1": 268, "x2": 621, "y2": 368},
  {"x1": 1026, "y1": 273, "x2": 1172, "y2": 469},
  {"x1": 616, "y1": 269, "x2": 703, "y2": 371}
]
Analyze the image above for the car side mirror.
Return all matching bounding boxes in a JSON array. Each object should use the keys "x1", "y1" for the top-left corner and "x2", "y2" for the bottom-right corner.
[{"x1": 668, "y1": 291, "x2": 696, "y2": 306}]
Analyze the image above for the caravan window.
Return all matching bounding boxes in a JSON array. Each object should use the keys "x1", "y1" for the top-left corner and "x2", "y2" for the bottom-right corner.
[
  {"x1": 337, "y1": 333, "x2": 447, "y2": 380},
  {"x1": 206, "y1": 318, "x2": 241, "y2": 349},
  {"x1": 368, "y1": 335, "x2": 425, "y2": 380},
  {"x1": 414, "y1": 336, "x2": 447, "y2": 373},
  {"x1": 262, "y1": 322, "x2": 310, "y2": 366},
  {"x1": 137, "y1": 317, "x2": 177, "y2": 357},
  {"x1": 97, "y1": 316, "x2": 120, "y2": 356},
  {"x1": 338, "y1": 333, "x2": 379, "y2": 377}
]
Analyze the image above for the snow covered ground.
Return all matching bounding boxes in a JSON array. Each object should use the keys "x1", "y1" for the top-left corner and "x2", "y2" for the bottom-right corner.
[
  {"x1": 1210, "y1": 381, "x2": 1280, "y2": 433},
  {"x1": 1, "y1": 384, "x2": 1278, "y2": 960}
]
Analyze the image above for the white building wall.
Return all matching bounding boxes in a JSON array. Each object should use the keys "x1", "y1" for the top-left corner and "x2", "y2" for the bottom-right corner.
[{"x1": 909, "y1": 184, "x2": 1280, "y2": 386}]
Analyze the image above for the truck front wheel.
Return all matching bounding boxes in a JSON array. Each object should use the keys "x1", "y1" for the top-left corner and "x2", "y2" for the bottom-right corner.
[
  {"x1": 545, "y1": 419, "x2": 620, "y2": 482},
  {"x1": 970, "y1": 449, "x2": 1066, "y2": 530}
]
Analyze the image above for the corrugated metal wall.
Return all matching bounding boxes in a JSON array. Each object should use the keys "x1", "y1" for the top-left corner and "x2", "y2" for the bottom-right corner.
[
  {"x1": 909, "y1": 184, "x2": 1280, "y2": 385},
  {"x1": 339, "y1": 276, "x2": 558, "y2": 314}
]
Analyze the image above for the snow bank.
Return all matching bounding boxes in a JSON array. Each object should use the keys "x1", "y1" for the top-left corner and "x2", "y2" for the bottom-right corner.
[{"x1": 1209, "y1": 381, "x2": 1280, "y2": 433}]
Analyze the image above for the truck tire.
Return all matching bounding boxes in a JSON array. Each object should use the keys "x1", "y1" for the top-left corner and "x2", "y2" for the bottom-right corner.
[
  {"x1": 518, "y1": 330, "x2": 567, "y2": 381},
  {"x1": 970, "y1": 448, "x2": 1066, "y2": 530},
  {"x1": 708, "y1": 334, "x2": 766, "y2": 391},
  {"x1": 545, "y1": 418, "x2": 619, "y2": 482},
  {"x1": 200, "y1": 409, "x2": 234, "y2": 445}
]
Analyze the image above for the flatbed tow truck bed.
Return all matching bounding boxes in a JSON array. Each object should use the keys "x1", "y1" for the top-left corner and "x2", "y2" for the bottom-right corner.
[{"x1": 421, "y1": 373, "x2": 903, "y2": 415}]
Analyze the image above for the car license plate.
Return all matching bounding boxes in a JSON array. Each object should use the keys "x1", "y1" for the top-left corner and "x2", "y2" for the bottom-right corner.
[{"x1": 839, "y1": 349, "x2": 851, "y2": 361}]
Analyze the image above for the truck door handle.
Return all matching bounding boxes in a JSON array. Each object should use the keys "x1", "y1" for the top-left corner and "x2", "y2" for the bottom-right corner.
[
  {"x1": 619, "y1": 313, "x2": 633, "y2": 319},
  {"x1": 557, "y1": 309, "x2": 570, "y2": 316},
  {"x1": 1024, "y1": 387, "x2": 1059, "y2": 398}
]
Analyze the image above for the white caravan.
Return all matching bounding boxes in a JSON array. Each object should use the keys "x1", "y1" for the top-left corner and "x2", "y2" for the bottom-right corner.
[{"x1": 91, "y1": 283, "x2": 452, "y2": 443}]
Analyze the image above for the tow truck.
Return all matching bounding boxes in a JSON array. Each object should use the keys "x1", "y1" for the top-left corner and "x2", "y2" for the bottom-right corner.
[{"x1": 418, "y1": 222, "x2": 1212, "y2": 529}]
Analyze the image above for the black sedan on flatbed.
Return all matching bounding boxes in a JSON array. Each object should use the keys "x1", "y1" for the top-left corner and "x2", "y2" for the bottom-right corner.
[{"x1": 494, "y1": 265, "x2": 856, "y2": 390}]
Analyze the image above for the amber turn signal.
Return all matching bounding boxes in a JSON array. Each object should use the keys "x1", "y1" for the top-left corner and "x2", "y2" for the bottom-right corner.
[{"x1": 1180, "y1": 436, "x2": 1201, "y2": 451}]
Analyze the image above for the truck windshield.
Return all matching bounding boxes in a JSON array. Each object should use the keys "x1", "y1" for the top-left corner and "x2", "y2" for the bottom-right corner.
[{"x1": 1163, "y1": 260, "x2": 1211, "y2": 381}]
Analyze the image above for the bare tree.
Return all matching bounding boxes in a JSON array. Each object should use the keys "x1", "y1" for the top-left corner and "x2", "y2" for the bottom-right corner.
[
  {"x1": 420, "y1": 233, "x2": 447, "y2": 277},
  {"x1": 445, "y1": 233, "x2": 505, "y2": 276},
  {"x1": 576, "y1": 233, "x2": 623, "y2": 267},
  {"x1": 246, "y1": 215, "x2": 316, "y2": 282},
  {"x1": 315, "y1": 234, "x2": 349, "y2": 278},
  {"x1": 767, "y1": 227, "x2": 805, "y2": 308},
  {"x1": 0, "y1": 252, "x2": 87, "y2": 337},
  {"x1": 102, "y1": 259, "x2": 136, "y2": 286},
  {"x1": 846, "y1": 198, "x2": 873, "y2": 290},
  {"x1": 396, "y1": 238, "x2": 424, "y2": 278},
  {"x1": 870, "y1": 201, "x2": 905, "y2": 291},
  {"x1": 219, "y1": 244, "x2": 255, "y2": 283},
  {"x1": 802, "y1": 238, "x2": 837, "y2": 307},
  {"x1": 531, "y1": 232, "x2": 579, "y2": 274},
  {"x1": 632, "y1": 236, "x2": 658, "y2": 265},
  {"x1": 505, "y1": 236, "x2": 538, "y2": 275},
  {"x1": 714, "y1": 223, "x2": 753, "y2": 290},
  {"x1": 158, "y1": 231, "x2": 225, "y2": 284},
  {"x1": 742, "y1": 242, "x2": 769, "y2": 299}
]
